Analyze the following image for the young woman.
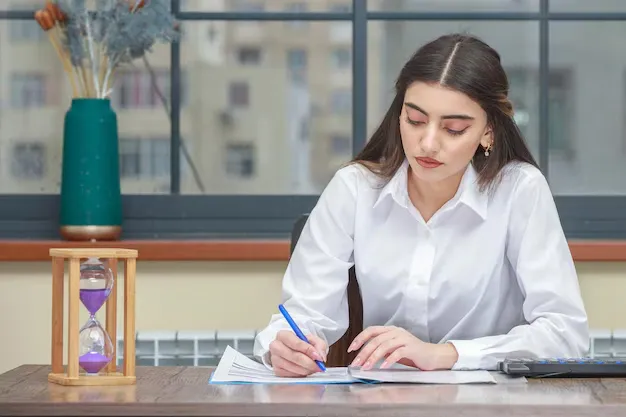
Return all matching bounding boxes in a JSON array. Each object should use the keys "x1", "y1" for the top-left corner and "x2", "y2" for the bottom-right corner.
[{"x1": 253, "y1": 33, "x2": 589, "y2": 377}]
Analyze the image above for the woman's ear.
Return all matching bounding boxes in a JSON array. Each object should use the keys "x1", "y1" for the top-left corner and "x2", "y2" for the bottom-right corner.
[{"x1": 480, "y1": 128, "x2": 493, "y2": 149}]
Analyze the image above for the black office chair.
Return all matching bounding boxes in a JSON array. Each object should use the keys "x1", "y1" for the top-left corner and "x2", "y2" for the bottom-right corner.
[{"x1": 290, "y1": 214, "x2": 363, "y2": 367}]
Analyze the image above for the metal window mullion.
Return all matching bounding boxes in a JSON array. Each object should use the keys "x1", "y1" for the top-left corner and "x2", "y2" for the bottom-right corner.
[
  {"x1": 176, "y1": 12, "x2": 352, "y2": 21},
  {"x1": 539, "y1": 0, "x2": 550, "y2": 178},
  {"x1": 170, "y1": 0, "x2": 181, "y2": 193},
  {"x1": 352, "y1": 0, "x2": 367, "y2": 155}
]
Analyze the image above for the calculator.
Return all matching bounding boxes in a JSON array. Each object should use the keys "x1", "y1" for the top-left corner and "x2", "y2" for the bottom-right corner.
[{"x1": 498, "y1": 357, "x2": 626, "y2": 378}]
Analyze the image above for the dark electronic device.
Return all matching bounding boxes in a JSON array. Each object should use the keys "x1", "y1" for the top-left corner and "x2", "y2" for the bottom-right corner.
[{"x1": 498, "y1": 357, "x2": 626, "y2": 378}]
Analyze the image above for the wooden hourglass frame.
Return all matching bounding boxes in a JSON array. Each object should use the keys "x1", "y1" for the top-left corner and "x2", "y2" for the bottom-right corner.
[{"x1": 48, "y1": 248, "x2": 138, "y2": 386}]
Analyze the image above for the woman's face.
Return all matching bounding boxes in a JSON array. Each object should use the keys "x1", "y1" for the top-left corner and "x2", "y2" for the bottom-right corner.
[{"x1": 399, "y1": 81, "x2": 492, "y2": 185}]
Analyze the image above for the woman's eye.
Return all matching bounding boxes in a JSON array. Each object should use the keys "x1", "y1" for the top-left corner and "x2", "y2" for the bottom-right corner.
[
  {"x1": 446, "y1": 128, "x2": 466, "y2": 136},
  {"x1": 406, "y1": 117, "x2": 424, "y2": 126}
]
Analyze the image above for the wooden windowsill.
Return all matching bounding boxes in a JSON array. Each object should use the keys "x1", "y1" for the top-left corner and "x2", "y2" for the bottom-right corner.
[{"x1": 0, "y1": 239, "x2": 623, "y2": 262}]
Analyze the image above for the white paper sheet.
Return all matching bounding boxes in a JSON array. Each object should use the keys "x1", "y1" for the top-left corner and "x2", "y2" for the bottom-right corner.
[
  {"x1": 209, "y1": 346, "x2": 496, "y2": 385},
  {"x1": 348, "y1": 366, "x2": 496, "y2": 384},
  {"x1": 209, "y1": 345, "x2": 357, "y2": 384}
]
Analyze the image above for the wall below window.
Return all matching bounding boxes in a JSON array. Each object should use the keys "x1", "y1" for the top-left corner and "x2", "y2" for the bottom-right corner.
[{"x1": 0, "y1": 260, "x2": 625, "y2": 374}]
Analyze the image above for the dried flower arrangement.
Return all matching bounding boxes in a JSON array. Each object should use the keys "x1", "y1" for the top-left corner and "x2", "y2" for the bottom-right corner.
[{"x1": 35, "y1": 0, "x2": 179, "y2": 99}]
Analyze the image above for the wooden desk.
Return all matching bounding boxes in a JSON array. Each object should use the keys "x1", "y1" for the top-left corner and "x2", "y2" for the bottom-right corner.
[{"x1": 2, "y1": 365, "x2": 626, "y2": 416}]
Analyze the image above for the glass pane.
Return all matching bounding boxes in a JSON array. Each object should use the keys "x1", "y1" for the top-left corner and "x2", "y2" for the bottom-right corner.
[
  {"x1": 179, "y1": 21, "x2": 353, "y2": 194},
  {"x1": 1, "y1": 1, "x2": 40, "y2": 11},
  {"x1": 367, "y1": 21, "x2": 540, "y2": 159},
  {"x1": 181, "y1": 0, "x2": 352, "y2": 12},
  {"x1": 368, "y1": 0, "x2": 538, "y2": 12},
  {"x1": 0, "y1": 16, "x2": 171, "y2": 194},
  {"x1": 111, "y1": 46, "x2": 172, "y2": 194},
  {"x1": 548, "y1": 22, "x2": 626, "y2": 195},
  {"x1": 550, "y1": 0, "x2": 626, "y2": 12},
  {"x1": 0, "y1": 19, "x2": 63, "y2": 193}
]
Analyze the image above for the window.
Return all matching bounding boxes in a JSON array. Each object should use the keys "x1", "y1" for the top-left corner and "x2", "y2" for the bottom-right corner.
[
  {"x1": 9, "y1": 20, "x2": 44, "y2": 41},
  {"x1": 228, "y1": 82, "x2": 250, "y2": 108},
  {"x1": 507, "y1": 68, "x2": 573, "y2": 158},
  {"x1": 10, "y1": 73, "x2": 46, "y2": 108},
  {"x1": 11, "y1": 143, "x2": 44, "y2": 179},
  {"x1": 329, "y1": 3, "x2": 352, "y2": 41},
  {"x1": 287, "y1": 48, "x2": 308, "y2": 83},
  {"x1": 330, "y1": 89, "x2": 351, "y2": 114},
  {"x1": 331, "y1": 48, "x2": 351, "y2": 70},
  {"x1": 331, "y1": 135, "x2": 351, "y2": 154},
  {"x1": 2, "y1": 2, "x2": 624, "y2": 240},
  {"x1": 285, "y1": 3, "x2": 308, "y2": 28},
  {"x1": 119, "y1": 138, "x2": 170, "y2": 179},
  {"x1": 115, "y1": 70, "x2": 170, "y2": 109},
  {"x1": 226, "y1": 144, "x2": 255, "y2": 178},
  {"x1": 236, "y1": 47, "x2": 262, "y2": 65}
]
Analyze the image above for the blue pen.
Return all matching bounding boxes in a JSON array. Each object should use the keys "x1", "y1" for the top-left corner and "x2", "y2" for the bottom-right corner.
[{"x1": 278, "y1": 304, "x2": 327, "y2": 372}]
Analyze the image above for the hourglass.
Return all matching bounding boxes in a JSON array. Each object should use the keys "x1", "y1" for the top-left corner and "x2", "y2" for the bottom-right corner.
[{"x1": 48, "y1": 248, "x2": 137, "y2": 386}]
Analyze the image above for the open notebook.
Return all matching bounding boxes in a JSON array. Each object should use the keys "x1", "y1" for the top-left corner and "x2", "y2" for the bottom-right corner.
[{"x1": 208, "y1": 346, "x2": 496, "y2": 385}]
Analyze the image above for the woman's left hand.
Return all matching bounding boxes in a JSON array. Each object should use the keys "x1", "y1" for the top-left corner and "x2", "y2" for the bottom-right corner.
[{"x1": 347, "y1": 326, "x2": 459, "y2": 371}]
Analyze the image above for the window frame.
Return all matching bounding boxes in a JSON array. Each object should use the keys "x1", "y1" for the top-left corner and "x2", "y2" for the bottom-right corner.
[{"x1": 1, "y1": 0, "x2": 625, "y2": 240}]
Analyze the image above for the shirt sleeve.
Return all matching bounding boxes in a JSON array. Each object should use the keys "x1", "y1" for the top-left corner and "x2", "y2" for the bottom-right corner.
[
  {"x1": 447, "y1": 169, "x2": 589, "y2": 371},
  {"x1": 253, "y1": 167, "x2": 358, "y2": 367}
]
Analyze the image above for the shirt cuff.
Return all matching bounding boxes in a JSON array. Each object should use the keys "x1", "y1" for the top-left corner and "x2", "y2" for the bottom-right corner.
[{"x1": 446, "y1": 340, "x2": 485, "y2": 370}]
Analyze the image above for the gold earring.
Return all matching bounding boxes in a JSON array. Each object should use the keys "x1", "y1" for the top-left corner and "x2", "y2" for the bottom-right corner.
[{"x1": 484, "y1": 143, "x2": 492, "y2": 157}]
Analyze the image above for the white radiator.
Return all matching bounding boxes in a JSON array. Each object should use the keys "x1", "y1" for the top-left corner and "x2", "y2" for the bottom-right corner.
[
  {"x1": 114, "y1": 328, "x2": 621, "y2": 367},
  {"x1": 115, "y1": 330, "x2": 258, "y2": 367}
]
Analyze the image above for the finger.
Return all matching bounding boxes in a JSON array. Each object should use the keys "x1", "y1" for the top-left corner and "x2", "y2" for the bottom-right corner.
[
  {"x1": 278, "y1": 332, "x2": 324, "y2": 362},
  {"x1": 270, "y1": 339, "x2": 321, "y2": 373},
  {"x1": 351, "y1": 332, "x2": 401, "y2": 367},
  {"x1": 274, "y1": 366, "x2": 302, "y2": 378},
  {"x1": 272, "y1": 354, "x2": 314, "y2": 377},
  {"x1": 307, "y1": 334, "x2": 328, "y2": 361},
  {"x1": 380, "y1": 347, "x2": 409, "y2": 369},
  {"x1": 348, "y1": 326, "x2": 396, "y2": 352},
  {"x1": 361, "y1": 338, "x2": 407, "y2": 370}
]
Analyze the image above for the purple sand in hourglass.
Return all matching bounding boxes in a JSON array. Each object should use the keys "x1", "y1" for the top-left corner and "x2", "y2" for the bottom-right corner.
[
  {"x1": 80, "y1": 288, "x2": 111, "y2": 315},
  {"x1": 79, "y1": 352, "x2": 110, "y2": 374}
]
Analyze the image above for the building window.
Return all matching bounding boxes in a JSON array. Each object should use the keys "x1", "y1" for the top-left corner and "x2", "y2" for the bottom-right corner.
[
  {"x1": 230, "y1": 0, "x2": 265, "y2": 11},
  {"x1": 11, "y1": 73, "x2": 46, "y2": 108},
  {"x1": 9, "y1": 20, "x2": 45, "y2": 41},
  {"x1": 508, "y1": 68, "x2": 572, "y2": 156},
  {"x1": 330, "y1": 89, "x2": 351, "y2": 114},
  {"x1": 287, "y1": 48, "x2": 308, "y2": 83},
  {"x1": 331, "y1": 135, "x2": 351, "y2": 154},
  {"x1": 236, "y1": 47, "x2": 262, "y2": 65},
  {"x1": 329, "y1": 3, "x2": 351, "y2": 40},
  {"x1": 11, "y1": 143, "x2": 45, "y2": 179},
  {"x1": 226, "y1": 144, "x2": 255, "y2": 178},
  {"x1": 115, "y1": 69, "x2": 170, "y2": 109},
  {"x1": 119, "y1": 138, "x2": 170, "y2": 179},
  {"x1": 228, "y1": 82, "x2": 250, "y2": 108},
  {"x1": 285, "y1": 3, "x2": 308, "y2": 28},
  {"x1": 331, "y1": 48, "x2": 351, "y2": 70}
]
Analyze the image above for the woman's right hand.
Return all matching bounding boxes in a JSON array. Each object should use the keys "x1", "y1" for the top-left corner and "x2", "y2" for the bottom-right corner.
[{"x1": 269, "y1": 330, "x2": 328, "y2": 377}]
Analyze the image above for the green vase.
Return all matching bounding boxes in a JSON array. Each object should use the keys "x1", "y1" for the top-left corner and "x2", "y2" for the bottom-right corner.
[{"x1": 59, "y1": 98, "x2": 122, "y2": 241}]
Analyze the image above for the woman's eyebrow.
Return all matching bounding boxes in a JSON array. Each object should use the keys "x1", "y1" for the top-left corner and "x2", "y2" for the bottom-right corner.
[{"x1": 405, "y1": 101, "x2": 475, "y2": 120}]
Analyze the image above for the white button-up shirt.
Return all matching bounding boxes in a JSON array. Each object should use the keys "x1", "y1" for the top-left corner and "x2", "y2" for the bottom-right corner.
[{"x1": 253, "y1": 159, "x2": 589, "y2": 370}]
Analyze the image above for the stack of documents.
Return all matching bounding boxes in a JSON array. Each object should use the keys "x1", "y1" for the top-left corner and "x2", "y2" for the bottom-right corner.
[{"x1": 209, "y1": 346, "x2": 496, "y2": 385}]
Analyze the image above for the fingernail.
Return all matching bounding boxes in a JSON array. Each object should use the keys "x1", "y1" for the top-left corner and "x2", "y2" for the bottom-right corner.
[
  {"x1": 381, "y1": 361, "x2": 389, "y2": 369},
  {"x1": 363, "y1": 360, "x2": 372, "y2": 370},
  {"x1": 312, "y1": 351, "x2": 322, "y2": 360},
  {"x1": 351, "y1": 357, "x2": 361, "y2": 366},
  {"x1": 348, "y1": 340, "x2": 357, "y2": 352}
]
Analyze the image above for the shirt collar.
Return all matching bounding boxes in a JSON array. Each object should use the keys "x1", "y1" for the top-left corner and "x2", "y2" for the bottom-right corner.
[
  {"x1": 373, "y1": 159, "x2": 410, "y2": 210},
  {"x1": 373, "y1": 159, "x2": 489, "y2": 220}
]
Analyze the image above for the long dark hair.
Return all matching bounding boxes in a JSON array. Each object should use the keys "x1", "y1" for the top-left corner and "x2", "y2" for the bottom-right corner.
[{"x1": 352, "y1": 33, "x2": 539, "y2": 191}]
